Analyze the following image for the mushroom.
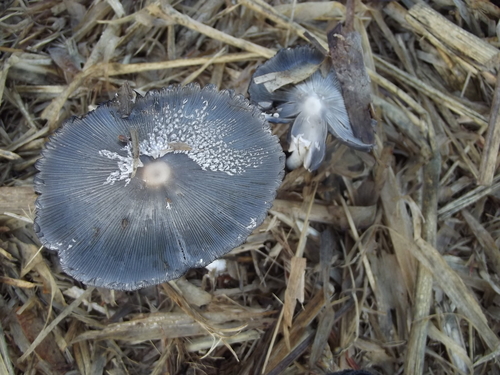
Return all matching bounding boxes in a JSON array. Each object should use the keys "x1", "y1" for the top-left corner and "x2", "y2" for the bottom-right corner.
[
  {"x1": 248, "y1": 46, "x2": 373, "y2": 171},
  {"x1": 34, "y1": 84, "x2": 284, "y2": 291}
]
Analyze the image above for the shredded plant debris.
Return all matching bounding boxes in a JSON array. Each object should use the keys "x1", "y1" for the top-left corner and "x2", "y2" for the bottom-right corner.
[{"x1": 1, "y1": 0, "x2": 500, "y2": 374}]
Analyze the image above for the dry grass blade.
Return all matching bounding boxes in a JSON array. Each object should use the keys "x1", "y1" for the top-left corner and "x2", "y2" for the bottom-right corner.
[
  {"x1": 283, "y1": 185, "x2": 315, "y2": 327},
  {"x1": 74, "y1": 309, "x2": 273, "y2": 343},
  {"x1": 370, "y1": 61, "x2": 488, "y2": 129},
  {"x1": 156, "y1": 3, "x2": 274, "y2": 58},
  {"x1": 0, "y1": 321, "x2": 14, "y2": 375},
  {"x1": 412, "y1": 238, "x2": 500, "y2": 351},
  {"x1": 283, "y1": 257, "x2": 306, "y2": 328},
  {"x1": 479, "y1": 71, "x2": 500, "y2": 186},
  {"x1": 309, "y1": 305, "x2": 335, "y2": 368},
  {"x1": 0, "y1": 55, "x2": 17, "y2": 107},
  {"x1": 238, "y1": 0, "x2": 329, "y2": 50},
  {"x1": 186, "y1": 330, "x2": 261, "y2": 353},
  {"x1": 266, "y1": 332, "x2": 313, "y2": 375},
  {"x1": 427, "y1": 322, "x2": 473, "y2": 373},
  {"x1": 438, "y1": 177, "x2": 500, "y2": 219},
  {"x1": 407, "y1": 3, "x2": 500, "y2": 69},
  {"x1": 266, "y1": 291, "x2": 326, "y2": 373},
  {"x1": 0, "y1": 277, "x2": 39, "y2": 288},
  {"x1": 0, "y1": 149, "x2": 21, "y2": 161},
  {"x1": 18, "y1": 287, "x2": 94, "y2": 363},
  {"x1": 41, "y1": 52, "x2": 262, "y2": 130},
  {"x1": 274, "y1": 1, "x2": 345, "y2": 22},
  {"x1": 380, "y1": 167, "x2": 416, "y2": 296},
  {"x1": 162, "y1": 282, "x2": 244, "y2": 360},
  {"x1": 0, "y1": 187, "x2": 36, "y2": 217},
  {"x1": 405, "y1": 123, "x2": 440, "y2": 375},
  {"x1": 271, "y1": 199, "x2": 376, "y2": 229},
  {"x1": 462, "y1": 210, "x2": 500, "y2": 275}
]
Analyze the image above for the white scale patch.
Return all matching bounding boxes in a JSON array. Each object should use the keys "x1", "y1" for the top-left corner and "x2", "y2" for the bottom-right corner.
[
  {"x1": 246, "y1": 218, "x2": 257, "y2": 230},
  {"x1": 99, "y1": 94, "x2": 267, "y2": 185}
]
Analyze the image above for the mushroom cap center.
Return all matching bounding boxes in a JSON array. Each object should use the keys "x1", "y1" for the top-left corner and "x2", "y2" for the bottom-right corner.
[
  {"x1": 139, "y1": 160, "x2": 171, "y2": 188},
  {"x1": 302, "y1": 94, "x2": 323, "y2": 116}
]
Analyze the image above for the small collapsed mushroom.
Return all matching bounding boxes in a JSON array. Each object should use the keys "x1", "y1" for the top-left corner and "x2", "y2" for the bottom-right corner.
[
  {"x1": 34, "y1": 84, "x2": 284, "y2": 291},
  {"x1": 248, "y1": 46, "x2": 374, "y2": 171}
]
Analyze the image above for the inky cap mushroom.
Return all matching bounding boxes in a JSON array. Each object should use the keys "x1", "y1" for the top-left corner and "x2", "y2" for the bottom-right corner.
[
  {"x1": 34, "y1": 84, "x2": 284, "y2": 291},
  {"x1": 249, "y1": 46, "x2": 373, "y2": 171}
]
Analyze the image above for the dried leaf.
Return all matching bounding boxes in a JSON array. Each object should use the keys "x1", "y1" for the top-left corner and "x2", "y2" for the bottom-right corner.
[{"x1": 327, "y1": 23, "x2": 375, "y2": 146}]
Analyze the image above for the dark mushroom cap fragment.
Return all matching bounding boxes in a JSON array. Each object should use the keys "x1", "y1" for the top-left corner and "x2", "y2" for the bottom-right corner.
[
  {"x1": 248, "y1": 45, "x2": 325, "y2": 111},
  {"x1": 34, "y1": 84, "x2": 284, "y2": 291},
  {"x1": 249, "y1": 46, "x2": 373, "y2": 171}
]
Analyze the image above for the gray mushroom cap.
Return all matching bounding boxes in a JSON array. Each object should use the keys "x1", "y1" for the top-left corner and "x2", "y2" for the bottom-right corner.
[
  {"x1": 34, "y1": 84, "x2": 284, "y2": 291},
  {"x1": 249, "y1": 46, "x2": 373, "y2": 171}
]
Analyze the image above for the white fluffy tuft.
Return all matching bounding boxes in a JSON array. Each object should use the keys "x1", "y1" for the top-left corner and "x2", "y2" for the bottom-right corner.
[{"x1": 301, "y1": 94, "x2": 324, "y2": 117}]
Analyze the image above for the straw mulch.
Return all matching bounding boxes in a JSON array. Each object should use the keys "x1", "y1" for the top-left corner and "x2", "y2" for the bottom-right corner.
[{"x1": 1, "y1": 0, "x2": 500, "y2": 374}]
